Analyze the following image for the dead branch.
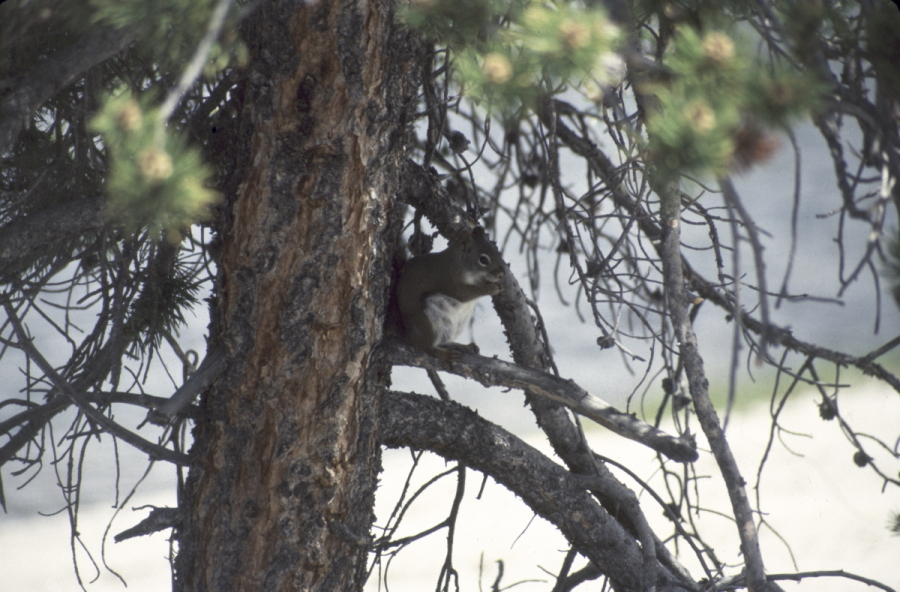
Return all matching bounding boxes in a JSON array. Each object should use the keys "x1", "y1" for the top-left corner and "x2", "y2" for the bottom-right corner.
[{"x1": 114, "y1": 506, "x2": 181, "y2": 542}]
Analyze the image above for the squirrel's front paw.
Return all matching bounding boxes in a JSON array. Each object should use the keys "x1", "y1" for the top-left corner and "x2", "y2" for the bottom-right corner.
[
  {"x1": 458, "y1": 342, "x2": 480, "y2": 355},
  {"x1": 433, "y1": 342, "x2": 479, "y2": 362}
]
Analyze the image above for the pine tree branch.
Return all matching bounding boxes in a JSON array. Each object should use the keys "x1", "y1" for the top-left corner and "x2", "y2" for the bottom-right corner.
[
  {"x1": 379, "y1": 390, "x2": 698, "y2": 592},
  {"x1": 386, "y1": 342, "x2": 698, "y2": 463},
  {"x1": 655, "y1": 178, "x2": 771, "y2": 592},
  {"x1": 550, "y1": 109, "x2": 900, "y2": 394},
  {"x1": 0, "y1": 25, "x2": 136, "y2": 155},
  {"x1": 4, "y1": 303, "x2": 191, "y2": 465},
  {"x1": 0, "y1": 196, "x2": 105, "y2": 279}
]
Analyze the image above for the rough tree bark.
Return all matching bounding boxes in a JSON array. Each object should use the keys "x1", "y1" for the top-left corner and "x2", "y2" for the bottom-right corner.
[{"x1": 175, "y1": 2, "x2": 419, "y2": 590}]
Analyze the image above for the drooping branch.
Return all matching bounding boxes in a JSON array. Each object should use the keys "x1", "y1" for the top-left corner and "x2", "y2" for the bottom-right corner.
[
  {"x1": 379, "y1": 390, "x2": 697, "y2": 592},
  {"x1": 550, "y1": 108, "x2": 900, "y2": 394},
  {"x1": 719, "y1": 177, "x2": 772, "y2": 361},
  {"x1": 386, "y1": 342, "x2": 697, "y2": 462},
  {"x1": 0, "y1": 390, "x2": 197, "y2": 447},
  {"x1": 4, "y1": 303, "x2": 191, "y2": 465}
]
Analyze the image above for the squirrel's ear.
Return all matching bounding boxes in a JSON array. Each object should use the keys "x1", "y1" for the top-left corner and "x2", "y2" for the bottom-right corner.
[
  {"x1": 451, "y1": 227, "x2": 474, "y2": 251},
  {"x1": 454, "y1": 226, "x2": 485, "y2": 252}
]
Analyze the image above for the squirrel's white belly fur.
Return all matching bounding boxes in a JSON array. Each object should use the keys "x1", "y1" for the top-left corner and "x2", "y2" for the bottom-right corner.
[{"x1": 424, "y1": 294, "x2": 476, "y2": 346}]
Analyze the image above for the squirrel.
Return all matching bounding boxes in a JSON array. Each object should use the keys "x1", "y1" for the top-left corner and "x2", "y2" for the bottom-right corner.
[{"x1": 396, "y1": 226, "x2": 505, "y2": 362}]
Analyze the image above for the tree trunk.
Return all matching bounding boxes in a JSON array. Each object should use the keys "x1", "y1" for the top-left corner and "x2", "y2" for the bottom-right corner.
[{"x1": 175, "y1": 2, "x2": 418, "y2": 590}]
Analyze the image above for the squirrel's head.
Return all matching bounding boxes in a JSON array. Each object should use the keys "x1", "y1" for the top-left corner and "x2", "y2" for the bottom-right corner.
[{"x1": 453, "y1": 226, "x2": 505, "y2": 289}]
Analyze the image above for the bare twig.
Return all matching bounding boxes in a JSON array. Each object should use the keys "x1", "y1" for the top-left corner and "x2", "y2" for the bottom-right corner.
[
  {"x1": 4, "y1": 303, "x2": 191, "y2": 465},
  {"x1": 158, "y1": 0, "x2": 235, "y2": 121},
  {"x1": 716, "y1": 569, "x2": 896, "y2": 592}
]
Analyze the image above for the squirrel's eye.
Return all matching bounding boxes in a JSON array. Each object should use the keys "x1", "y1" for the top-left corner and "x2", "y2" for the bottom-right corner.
[{"x1": 478, "y1": 254, "x2": 491, "y2": 266}]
